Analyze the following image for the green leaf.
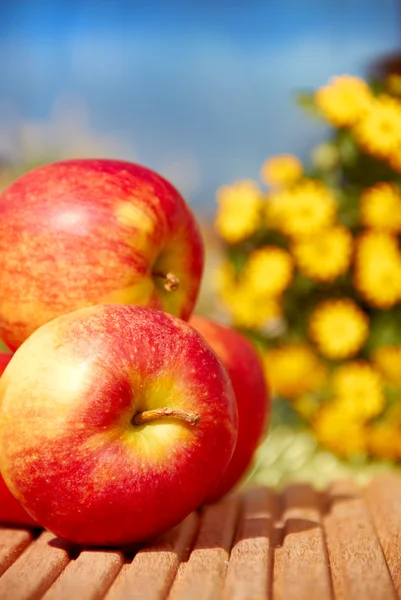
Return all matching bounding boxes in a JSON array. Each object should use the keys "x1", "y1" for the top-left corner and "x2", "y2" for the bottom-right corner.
[
  {"x1": 336, "y1": 186, "x2": 361, "y2": 230},
  {"x1": 337, "y1": 131, "x2": 359, "y2": 167},
  {"x1": 366, "y1": 309, "x2": 401, "y2": 353}
]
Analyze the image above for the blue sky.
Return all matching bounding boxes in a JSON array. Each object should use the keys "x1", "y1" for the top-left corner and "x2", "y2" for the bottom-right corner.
[{"x1": 0, "y1": 0, "x2": 400, "y2": 209}]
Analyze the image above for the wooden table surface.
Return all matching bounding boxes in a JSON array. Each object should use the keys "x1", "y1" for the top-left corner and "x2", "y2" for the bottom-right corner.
[{"x1": 0, "y1": 473, "x2": 401, "y2": 599}]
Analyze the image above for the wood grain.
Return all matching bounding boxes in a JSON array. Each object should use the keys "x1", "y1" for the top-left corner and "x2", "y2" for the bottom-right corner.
[
  {"x1": 43, "y1": 548, "x2": 124, "y2": 600},
  {"x1": 0, "y1": 530, "x2": 72, "y2": 600},
  {"x1": 273, "y1": 483, "x2": 332, "y2": 600},
  {"x1": 106, "y1": 512, "x2": 198, "y2": 600},
  {"x1": 0, "y1": 527, "x2": 33, "y2": 577},
  {"x1": 223, "y1": 487, "x2": 277, "y2": 600},
  {"x1": 323, "y1": 479, "x2": 396, "y2": 600},
  {"x1": 168, "y1": 495, "x2": 240, "y2": 600},
  {"x1": 364, "y1": 473, "x2": 401, "y2": 597}
]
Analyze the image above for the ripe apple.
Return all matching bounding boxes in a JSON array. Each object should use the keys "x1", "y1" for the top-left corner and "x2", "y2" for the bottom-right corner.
[
  {"x1": 0, "y1": 352, "x2": 37, "y2": 526},
  {"x1": 0, "y1": 159, "x2": 204, "y2": 350},
  {"x1": 0, "y1": 352, "x2": 11, "y2": 374},
  {"x1": 189, "y1": 315, "x2": 270, "y2": 502},
  {"x1": 0, "y1": 475, "x2": 37, "y2": 527},
  {"x1": 0, "y1": 305, "x2": 237, "y2": 546}
]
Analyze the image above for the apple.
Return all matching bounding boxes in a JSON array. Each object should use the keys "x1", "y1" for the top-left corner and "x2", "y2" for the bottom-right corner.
[
  {"x1": 0, "y1": 475, "x2": 37, "y2": 527},
  {"x1": 0, "y1": 304, "x2": 237, "y2": 546},
  {"x1": 189, "y1": 315, "x2": 270, "y2": 502},
  {"x1": 0, "y1": 159, "x2": 204, "y2": 351},
  {"x1": 0, "y1": 351, "x2": 37, "y2": 526},
  {"x1": 0, "y1": 352, "x2": 11, "y2": 374}
]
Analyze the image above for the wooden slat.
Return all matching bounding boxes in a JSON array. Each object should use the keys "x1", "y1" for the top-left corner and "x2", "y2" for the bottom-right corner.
[
  {"x1": 0, "y1": 527, "x2": 33, "y2": 577},
  {"x1": 0, "y1": 530, "x2": 72, "y2": 600},
  {"x1": 168, "y1": 495, "x2": 240, "y2": 600},
  {"x1": 273, "y1": 484, "x2": 332, "y2": 600},
  {"x1": 323, "y1": 480, "x2": 396, "y2": 600},
  {"x1": 223, "y1": 487, "x2": 277, "y2": 600},
  {"x1": 364, "y1": 473, "x2": 401, "y2": 597},
  {"x1": 106, "y1": 513, "x2": 198, "y2": 600},
  {"x1": 43, "y1": 548, "x2": 124, "y2": 600}
]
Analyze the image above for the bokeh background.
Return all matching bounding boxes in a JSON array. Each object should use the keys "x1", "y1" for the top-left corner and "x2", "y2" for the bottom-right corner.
[
  {"x1": 0, "y1": 0, "x2": 400, "y2": 209},
  {"x1": 2, "y1": 0, "x2": 401, "y2": 488}
]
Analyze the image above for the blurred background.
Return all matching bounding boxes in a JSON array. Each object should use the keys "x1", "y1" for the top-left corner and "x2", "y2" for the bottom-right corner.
[
  {"x1": 0, "y1": 0, "x2": 400, "y2": 210},
  {"x1": 2, "y1": 0, "x2": 401, "y2": 488}
]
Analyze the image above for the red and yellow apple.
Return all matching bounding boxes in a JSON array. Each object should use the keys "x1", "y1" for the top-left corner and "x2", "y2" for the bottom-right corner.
[
  {"x1": 0, "y1": 159, "x2": 204, "y2": 350},
  {"x1": 0, "y1": 352, "x2": 37, "y2": 526},
  {"x1": 189, "y1": 315, "x2": 270, "y2": 502},
  {"x1": 0, "y1": 305, "x2": 237, "y2": 546}
]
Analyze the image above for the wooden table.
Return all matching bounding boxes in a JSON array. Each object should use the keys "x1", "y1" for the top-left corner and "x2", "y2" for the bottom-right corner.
[{"x1": 0, "y1": 473, "x2": 400, "y2": 599}]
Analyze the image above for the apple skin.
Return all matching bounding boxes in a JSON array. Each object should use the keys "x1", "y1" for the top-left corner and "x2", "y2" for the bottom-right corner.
[
  {"x1": 189, "y1": 315, "x2": 270, "y2": 502},
  {"x1": 0, "y1": 305, "x2": 237, "y2": 546},
  {"x1": 0, "y1": 352, "x2": 11, "y2": 374},
  {"x1": 0, "y1": 159, "x2": 204, "y2": 351},
  {"x1": 0, "y1": 352, "x2": 37, "y2": 526},
  {"x1": 0, "y1": 475, "x2": 37, "y2": 527}
]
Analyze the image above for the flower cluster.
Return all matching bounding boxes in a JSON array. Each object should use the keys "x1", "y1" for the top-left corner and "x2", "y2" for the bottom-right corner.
[{"x1": 214, "y1": 73, "x2": 401, "y2": 461}]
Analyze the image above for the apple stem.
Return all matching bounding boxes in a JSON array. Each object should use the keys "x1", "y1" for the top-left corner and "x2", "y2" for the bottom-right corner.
[
  {"x1": 132, "y1": 407, "x2": 200, "y2": 426},
  {"x1": 153, "y1": 271, "x2": 180, "y2": 292}
]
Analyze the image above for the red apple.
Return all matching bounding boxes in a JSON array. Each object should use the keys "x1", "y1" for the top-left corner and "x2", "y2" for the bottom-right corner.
[
  {"x1": 0, "y1": 475, "x2": 37, "y2": 527},
  {"x1": 189, "y1": 315, "x2": 270, "y2": 502},
  {"x1": 0, "y1": 352, "x2": 11, "y2": 374},
  {"x1": 0, "y1": 351, "x2": 37, "y2": 526},
  {"x1": 0, "y1": 305, "x2": 237, "y2": 546},
  {"x1": 0, "y1": 159, "x2": 204, "y2": 350}
]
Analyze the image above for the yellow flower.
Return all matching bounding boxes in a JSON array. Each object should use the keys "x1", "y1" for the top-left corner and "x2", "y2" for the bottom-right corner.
[
  {"x1": 332, "y1": 362, "x2": 385, "y2": 420},
  {"x1": 373, "y1": 345, "x2": 401, "y2": 386},
  {"x1": 266, "y1": 179, "x2": 337, "y2": 237},
  {"x1": 215, "y1": 263, "x2": 282, "y2": 329},
  {"x1": 386, "y1": 401, "x2": 401, "y2": 425},
  {"x1": 260, "y1": 154, "x2": 303, "y2": 188},
  {"x1": 368, "y1": 424, "x2": 401, "y2": 460},
  {"x1": 315, "y1": 75, "x2": 372, "y2": 127},
  {"x1": 293, "y1": 394, "x2": 321, "y2": 420},
  {"x1": 223, "y1": 286, "x2": 282, "y2": 330},
  {"x1": 354, "y1": 232, "x2": 401, "y2": 308},
  {"x1": 360, "y1": 183, "x2": 401, "y2": 232},
  {"x1": 215, "y1": 180, "x2": 262, "y2": 243},
  {"x1": 292, "y1": 226, "x2": 353, "y2": 282},
  {"x1": 309, "y1": 299, "x2": 369, "y2": 360},
  {"x1": 313, "y1": 404, "x2": 367, "y2": 457},
  {"x1": 242, "y1": 246, "x2": 293, "y2": 296},
  {"x1": 353, "y1": 95, "x2": 401, "y2": 159},
  {"x1": 264, "y1": 344, "x2": 326, "y2": 399}
]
